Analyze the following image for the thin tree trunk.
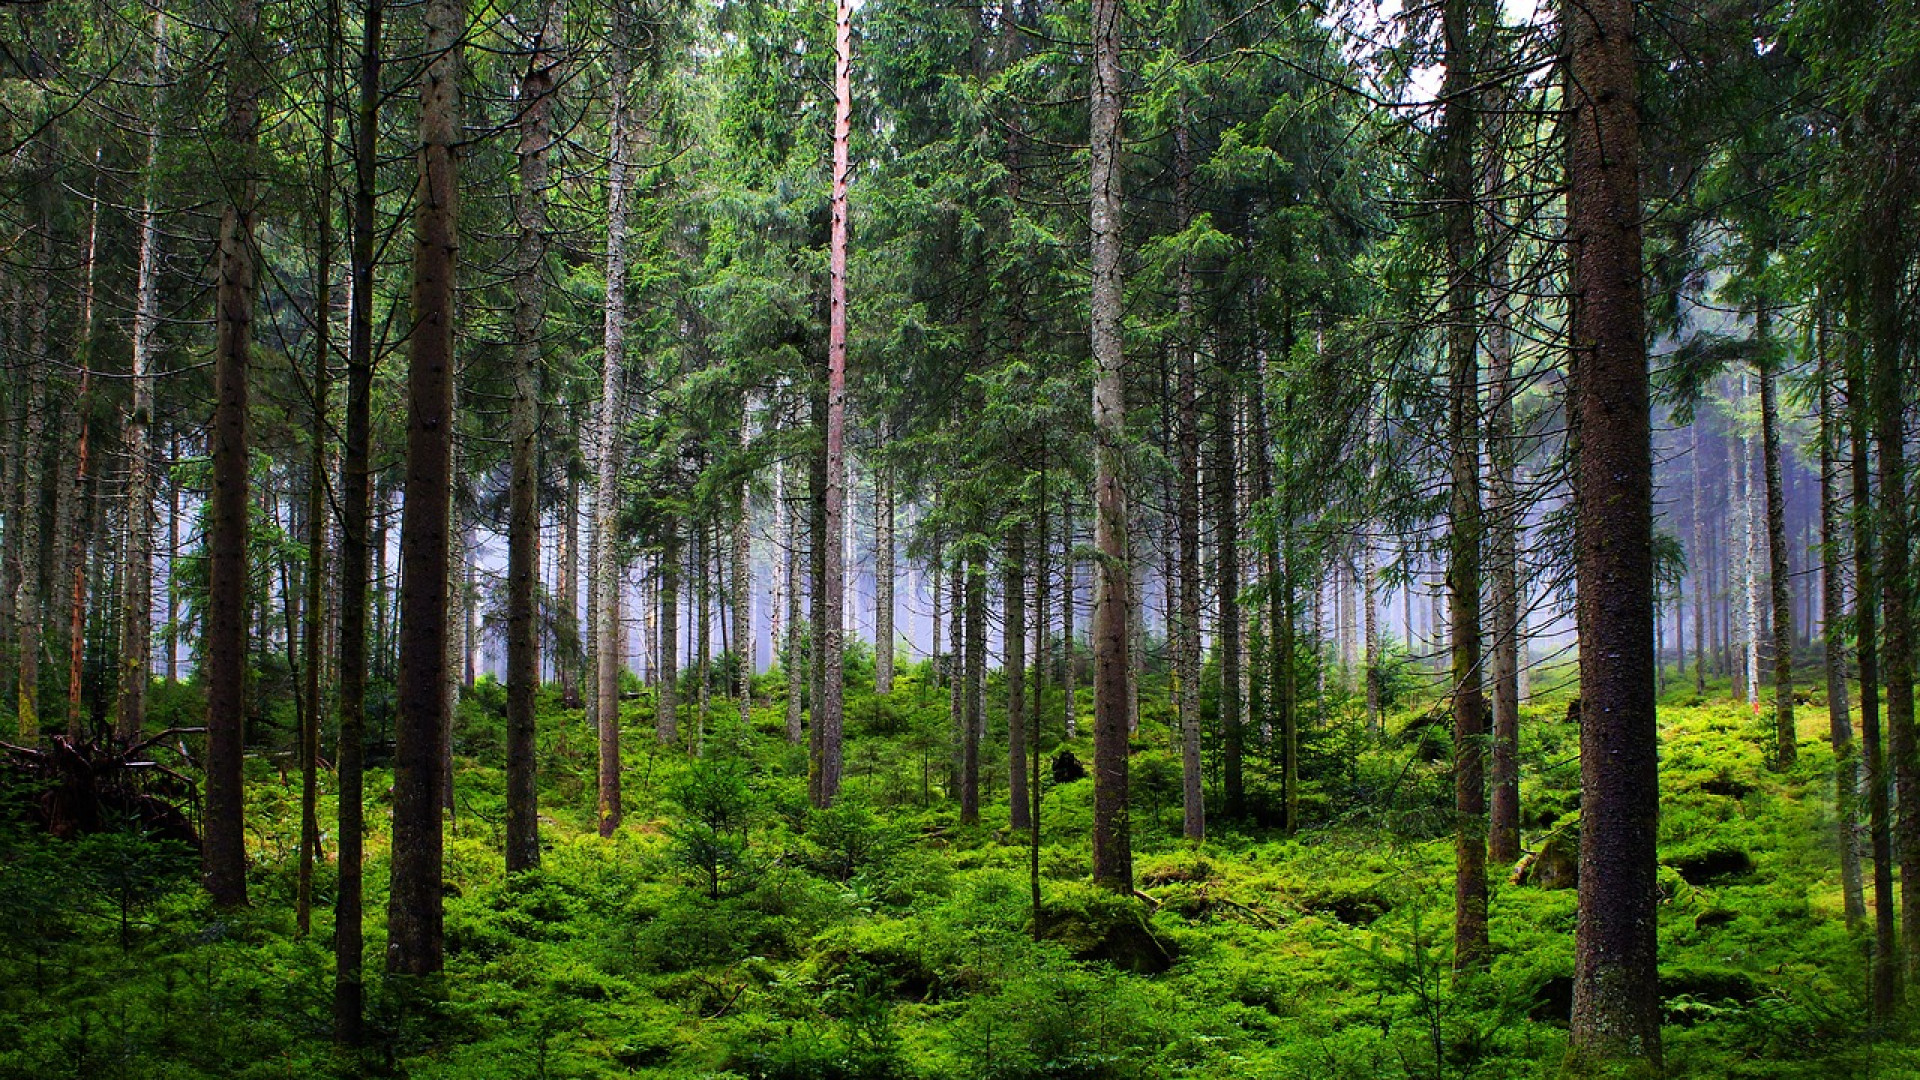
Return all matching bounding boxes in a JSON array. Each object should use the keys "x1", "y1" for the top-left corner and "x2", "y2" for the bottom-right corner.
[
  {"x1": 782, "y1": 459, "x2": 803, "y2": 742},
  {"x1": 203, "y1": 0, "x2": 263, "y2": 909},
  {"x1": 1867, "y1": 161, "x2": 1919, "y2": 988},
  {"x1": 593, "y1": 15, "x2": 633, "y2": 834},
  {"x1": 961, "y1": 551, "x2": 984, "y2": 825},
  {"x1": 658, "y1": 527, "x2": 680, "y2": 743},
  {"x1": 1214, "y1": 380, "x2": 1244, "y2": 820},
  {"x1": 1757, "y1": 319, "x2": 1795, "y2": 766},
  {"x1": 734, "y1": 404, "x2": 753, "y2": 726},
  {"x1": 1849, "y1": 325, "x2": 1899, "y2": 1018},
  {"x1": 875, "y1": 463, "x2": 895, "y2": 693},
  {"x1": 1442, "y1": 0, "x2": 1488, "y2": 974},
  {"x1": 1007, "y1": 531, "x2": 1029, "y2": 830},
  {"x1": 1692, "y1": 424, "x2": 1707, "y2": 695},
  {"x1": 1061, "y1": 498, "x2": 1076, "y2": 737},
  {"x1": 1088, "y1": 0, "x2": 1130, "y2": 891},
  {"x1": 335, "y1": 0, "x2": 381, "y2": 1039},
  {"x1": 386, "y1": 0, "x2": 464, "y2": 975},
  {"x1": 296, "y1": 44, "x2": 338, "y2": 932},
  {"x1": 1486, "y1": 150, "x2": 1521, "y2": 866},
  {"x1": 1817, "y1": 324, "x2": 1865, "y2": 927},
  {"x1": 117, "y1": 15, "x2": 165, "y2": 744},
  {"x1": 813, "y1": 0, "x2": 852, "y2": 808},
  {"x1": 1173, "y1": 115, "x2": 1203, "y2": 839},
  {"x1": 506, "y1": 0, "x2": 563, "y2": 873},
  {"x1": 1565, "y1": 0, "x2": 1660, "y2": 1059}
]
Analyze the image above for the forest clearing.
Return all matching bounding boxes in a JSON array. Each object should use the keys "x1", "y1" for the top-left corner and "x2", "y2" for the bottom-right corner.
[{"x1": 1, "y1": 0, "x2": 1916, "y2": 1075}]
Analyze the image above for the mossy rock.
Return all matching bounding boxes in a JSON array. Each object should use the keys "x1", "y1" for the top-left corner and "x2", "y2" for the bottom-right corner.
[
  {"x1": 1660, "y1": 964, "x2": 1759, "y2": 1024},
  {"x1": 1292, "y1": 880, "x2": 1392, "y2": 926},
  {"x1": 1665, "y1": 845, "x2": 1754, "y2": 886},
  {"x1": 806, "y1": 922, "x2": 943, "y2": 1000},
  {"x1": 1137, "y1": 852, "x2": 1215, "y2": 887},
  {"x1": 1039, "y1": 882, "x2": 1176, "y2": 974},
  {"x1": 1513, "y1": 815, "x2": 1579, "y2": 890}
]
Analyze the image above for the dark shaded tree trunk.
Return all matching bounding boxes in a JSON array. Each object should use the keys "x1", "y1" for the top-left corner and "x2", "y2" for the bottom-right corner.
[
  {"x1": 1173, "y1": 123, "x2": 1203, "y2": 838},
  {"x1": 1441, "y1": 0, "x2": 1488, "y2": 976},
  {"x1": 1865, "y1": 156, "x2": 1919, "y2": 986},
  {"x1": 961, "y1": 550, "x2": 984, "y2": 825},
  {"x1": 1485, "y1": 145, "x2": 1521, "y2": 867},
  {"x1": 1757, "y1": 318, "x2": 1795, "y2": 767},
  {"x1": 1007, "y1": 531, "x2": 1029, "y2": 830},
  {"x1": 203, "y1": 0, "x2": 264, "y2": 910},
  {"x1": 659, "y1": 528, "x2": 680, "y2": 744},
  {"x1": 386, "y1": 0, "x2": 465, "y2": 976},
  {"x1": 505, "y1": 0, "x2": 563, "y2": 874},
  {"x1": 1213, "y1": 381, "x2": 1243, "y2": 820},
  {"x1": 1818, "y1": 327, "x2": 1865, "y2": 927},
  {"x1": 335, "y1": 0, "x2": 382, "y2": 1040},
  {"x1": 297, "y1": 51, "x2": 337, "y2": 933},
  {"x1": 1088, "y1": 0, "x2": 1130, "y2": 892},
  {"x1": 1565, "y1": 0, "x2": 1660, "y2": 1061},
  {"x1": 1848, "y1": 328, "x2": 1898, "y2": 1018}
]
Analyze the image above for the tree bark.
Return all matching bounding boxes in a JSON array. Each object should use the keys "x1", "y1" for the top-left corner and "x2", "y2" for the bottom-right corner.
[
  {"x1": 296, "y1": 39, "x2": 338, "y2": 933},
  {"x1": 117, "y1": 15, "x2": 165, "y2": 745},
  {"x1": 961, "y1": 550, "x2": 984, "y2": 824},
  {"x1": 813, "y1": 0, "x2": 853, "y2": 808},
  {"x1": 1565, "y1": 0, "x2": 1660, "y2": 1060},
  {"x1": 1088, "y1": 0, "x2": 1130, "y2": 892},
  {"x1": 593, "y1": 13, "x2": 634, "y2": 833},
  {"x1": 1848, "y1": 326, "x2": 1898, "y2": 1018},
  {"x1": 1213, "y1": 379, "x2": 1243, "y2": 820},
  {"x1": 1817, "y1": 326, "x2": 1865, "y2": 927},
  {"x1": 659, "y1": 527, "x2": 680, "y2": 743},
  {"x1": 1007, "y1": 531, "x2": 1029, "y2": 830},
  {"x1": 1173, "y1": 116, "x2": 1203, "y2": 839},
  {"x1": 875, "y1": 463, "x2": 895, "y2": 694},
  {"x1": 1757, "y1": 318, "x2": 1795, "y2": 767},
  {"x1": 506, "y1": 0, "x2": 563, "y2": 873},
  {"x1": 203, "y1": 0, "x2": 263, "y2": 910},
  {"x1": 387, "y1": 0, "x2": 464, "y2": 975},
  {"x1": 335, "y1": 0, "x2": 382, "y2": 1039},
  {"x1": 1442, "y1": 0, "x2": 1488, "y2": 976},
  {"x1": 1486, "y1": 144, "x2": 1521, "y2": 867}
]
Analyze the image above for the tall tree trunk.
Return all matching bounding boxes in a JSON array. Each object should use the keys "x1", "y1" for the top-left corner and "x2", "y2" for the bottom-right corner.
[
  {"x1": 1213, "y1": 381, "x2": 1244, "y2": 820},
  {"x1": 593, "y1": 14, "x2": 633, "y2": 834},
  {"x1": 1757, "y1": 318, "x2": 1795, "y2": 766},
  {"x1": 559, "y1": 464, "x2": 579, "y2": 704},
  {"x1": 809, "y1": 390, "x2": 829, "y2": 789},
  {"x1": 1442, "y1": 0, "x2": 1488, "y2": 975},
  {"x1": 14, "y1": 154, "x2": 50, "y2": 741},
  {"x1": 1867, "y1": 161, "x2": 1919, "y2": 988},
  {"x1": 387, "y1": 0, "x2": 464, "y2": 975},
  {"x1": 875, "y1": 463, "x2": 895, "y2": 693},
  {"x1": 1741, "y1": 380, "x2": 1760, "y2": 707},
  {"x1": 117, "y1": 15, "x2": 165, "y2": 744},
  {"x1": 813, "y1": 0, "x2": 852, "y2": 808},
  {"x1": 335, "y1": 0, "x2": 382, "y2": 1040},
  {"x1": 659, "y1": 527, "x2": 680, "y2": 743},
  {"x1": 66, "y1": 152, "x2": 103, "y2": 739},
  {"x1": 1691, "y1": 424, "x2": 1707, "y2": 695},
  {"x1": 1061, "y1": 498, "x2": 1076, "y2": 737},
  {"x1": 1485, "y1": 152, "x2": 1521, "y2": 867},
  {"x1": 1848, "y1": 324, "x2": 1898, "y2": 1018},
  {"x1": 781, "y1": 459, "x2": 803, "y2": 742},
  {"x1": 1173, "y1": 116, "x2": 1202, "y2": 840},
  {"x1": 947, "y1": 558, "x2": 964, "y2": 794},
  {"x1": 1565, "y1": 0, "x2": 1659, "y2": 1060},
  {"x1": 1007, "y1": 530, "x2": 1029, "y2": 829},
  {"x1": 506, "y1": 0, "x2": 563, "y2": 873},
  {"x1": 1818, "y1": 325, "x2": 1865, "y2": 927},
  {"x1": 734, "y1": 405, "x2": 753, "y2": 726},
  {"x1": 1088, "y1": 0, "x2": 1130, "y2": 892},
  {"x1": 961, "y1": 550, "x2": 984, "y2": 824},
  {"x1": 297, "y1": 40, "x2": 338, "y2": 933},
  {"x1": 204, "y1": 0, "x2": 263, "y2": 909}
]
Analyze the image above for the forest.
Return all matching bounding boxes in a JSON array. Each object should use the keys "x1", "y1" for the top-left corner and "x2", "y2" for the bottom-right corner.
[{"x1": 0, "y1": 0, "x2": 1914, "y2": 1075}]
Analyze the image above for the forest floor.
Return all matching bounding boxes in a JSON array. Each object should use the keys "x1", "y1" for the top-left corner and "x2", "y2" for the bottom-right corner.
[{"x1": 3, "y1": 659, "x2": 1915, "y2": 1079}]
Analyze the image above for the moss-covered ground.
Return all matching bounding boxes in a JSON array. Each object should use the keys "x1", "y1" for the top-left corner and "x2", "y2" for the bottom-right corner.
[{"x1": 3, "y1": 656, "x2": 1911, "y2": 1078}]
